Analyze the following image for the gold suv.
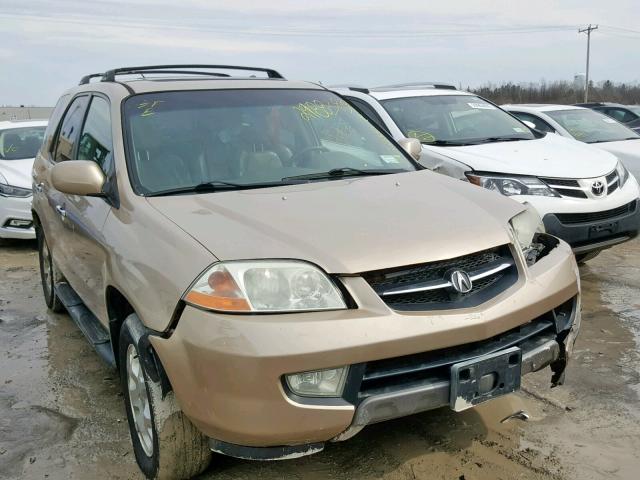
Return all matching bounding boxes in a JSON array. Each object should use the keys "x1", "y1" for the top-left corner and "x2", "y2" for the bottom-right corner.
[{"x1": 32, "y1": 65, "x2": 581, "y2": 480}]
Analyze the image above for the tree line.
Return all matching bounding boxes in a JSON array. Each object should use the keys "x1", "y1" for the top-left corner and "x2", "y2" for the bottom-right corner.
[{"x1": 471, "y1": 80, "x2": 640, "y2": 105}]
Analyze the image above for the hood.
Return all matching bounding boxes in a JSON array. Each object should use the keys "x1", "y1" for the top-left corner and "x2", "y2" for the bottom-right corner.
[
  {"x1": 424, "y1": 133, "x2": 618, "y2": 178},
  {"x1": 147, "y1": 171, "x2": 523, "y2": 274},
  {"x1": 593, "y1": 139, "x2": 640, "y2": 181},
  {"x1": 0, "y1": 158, "x2": 34, "y2": 188}
]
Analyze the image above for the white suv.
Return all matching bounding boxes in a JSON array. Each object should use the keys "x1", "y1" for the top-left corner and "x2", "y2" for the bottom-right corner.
[
  {"x1": 0, "y1": 120, "x2": 47, "y2": 240},
  {"x1": 333, "y1": 84, "x2": 640, "y2": 262},
  {"x1": 502, "y1": 104, "x2": 640, "y2": 182}
]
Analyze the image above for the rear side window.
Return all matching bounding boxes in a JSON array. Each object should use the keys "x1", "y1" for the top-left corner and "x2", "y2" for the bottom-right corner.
[
  {"x1": 511, "y1": 112, "x2": 555, "y2": 133},
  {"x1": 77, "y1": 96, "x2": 113, "y2": 171},
  {"x1": 44, "y1": 94, "x2": 71, "y2": 156},
  {"x1": 54, "y1": 96, "x2": 89, "y2": 162}
]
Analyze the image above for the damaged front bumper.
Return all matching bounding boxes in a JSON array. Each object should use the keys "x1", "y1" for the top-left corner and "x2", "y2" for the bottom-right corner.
[{"x1": 333, "y1": 295, "x2": 580, "y2": 442}]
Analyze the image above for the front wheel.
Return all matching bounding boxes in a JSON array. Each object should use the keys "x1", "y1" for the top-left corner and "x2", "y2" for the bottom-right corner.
[
  {"x1": 119, "y1": 315, "x2": 212, "y2": 480},
  {"x1": 37, "y1": 228, "x2": 65, "y2": 313}
]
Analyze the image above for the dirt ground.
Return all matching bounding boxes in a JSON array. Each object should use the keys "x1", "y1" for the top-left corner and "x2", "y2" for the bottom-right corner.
[{"x1": 1, "y1": 238, "x2": 639, "y2": 480}]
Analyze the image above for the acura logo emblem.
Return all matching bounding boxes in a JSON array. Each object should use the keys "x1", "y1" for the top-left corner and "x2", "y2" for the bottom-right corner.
[
  {"x1": 450, "y1": 270, "x2": 473, "y2": 294},
  {"x1": 591, "y1": 180, "x2": 605, "y2": 196}
]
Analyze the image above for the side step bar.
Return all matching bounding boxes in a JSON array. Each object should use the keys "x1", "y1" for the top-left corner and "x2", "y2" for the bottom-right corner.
[{"x1": 55, "y1": 282, "x2": 116, "y2": 368}]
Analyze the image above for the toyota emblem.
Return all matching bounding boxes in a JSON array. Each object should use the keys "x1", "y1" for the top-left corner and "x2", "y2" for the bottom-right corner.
[{"x1": 591, "y1": 180, "x2": 605, "y2": 196}]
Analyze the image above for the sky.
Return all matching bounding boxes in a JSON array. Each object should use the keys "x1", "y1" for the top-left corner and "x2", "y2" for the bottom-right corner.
[{"x1": 1, "y1": 0, "x2": 639, "y2": 105}]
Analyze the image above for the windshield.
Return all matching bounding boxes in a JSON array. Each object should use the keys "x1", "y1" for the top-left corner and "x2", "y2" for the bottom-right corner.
[
  {"x1": 381, "y1": 94, "x2": 535, "y2": 145},
  {"x1": 547, "y1": 109, "x2": 640, "y2": 143},
  {"x1": 123, "y1": 89, "x2": 415, "y2": 194},
  {"x1": 0, "y1": 126, "x2": 46, "y2": 160}
]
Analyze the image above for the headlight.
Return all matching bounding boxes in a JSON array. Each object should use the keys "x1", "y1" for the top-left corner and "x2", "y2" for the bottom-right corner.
[
  {"x1": 510, "y1": 207, "x2": 546, "y2": 266},
  {"x1": 466, "y1": 173, "x2": 559, "y2": 197},
  {"x1": 0, "y1": 182, "x2": 32, "y2": 198},
  {"x1": 286, "y1": 367, "x2": 349, "y2": 397},
  {"x1": 616, "y1": 161, "x2": 629, "y2": 187},
  {"x1": 184, "y1": 260, "x2": 347, "y2": 313}
]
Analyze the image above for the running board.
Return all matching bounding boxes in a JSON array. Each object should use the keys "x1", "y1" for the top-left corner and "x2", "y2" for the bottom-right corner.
[{"x1": 55, "y1": 282, "x2": 116, "y2": 369}]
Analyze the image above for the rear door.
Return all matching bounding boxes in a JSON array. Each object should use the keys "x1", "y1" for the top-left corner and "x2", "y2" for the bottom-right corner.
[
  {"x1": 59, "y1": 94, "x2": 115, "y2": 322},
  {"x1": 38, "y1": 95, "x2": 89, "y2": 280}
]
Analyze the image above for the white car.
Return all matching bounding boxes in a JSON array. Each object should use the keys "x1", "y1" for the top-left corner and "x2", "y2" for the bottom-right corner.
[
  {"x1": 0, "y1": 120, "x2": 47, "y2": 240},
  {"x1": 502, "y1": 104, "x2": 640, "y2": 182},
  {"x1": 334, "y1": 84, "x2": 640, "y2": 261}
]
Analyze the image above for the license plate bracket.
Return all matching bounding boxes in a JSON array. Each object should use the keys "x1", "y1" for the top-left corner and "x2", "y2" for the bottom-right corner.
[
  {"x1": 589, "y1": 221, "x2": 619, "y2": 239},
  {"x1": 450, "y1": 346, "x2": 522, "y2": 412}
]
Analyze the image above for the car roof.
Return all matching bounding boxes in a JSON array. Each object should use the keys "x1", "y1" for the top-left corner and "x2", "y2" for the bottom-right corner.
[
  {"x1": 67, "y1": 65, "x2": 324, "y2": 100},
  {"x1": 502, "y1": 104, "x2": 588, "y2": 113},
  {"x1": 67, "y1": 78, "x2": 324, "y2": 100},
  {"x1": 368, "y1": 88, "x2": 473, "y2": 101},
  {"x1": 0, "y1": 119, "x2": 48, "y2": 129}
]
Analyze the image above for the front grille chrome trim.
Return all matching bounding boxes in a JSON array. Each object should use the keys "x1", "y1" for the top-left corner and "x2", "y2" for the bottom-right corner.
[{"x1": 379, "y1": 259, "x2": 514, "y2": 297}]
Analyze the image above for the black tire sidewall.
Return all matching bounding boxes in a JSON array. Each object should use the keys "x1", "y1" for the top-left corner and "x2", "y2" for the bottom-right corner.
[
  {"x1": 119, "y1": 321, "x2": 160, "y2": 479},
  {"x1": 37, "y1": 228, "x2": 55, "y2": 308}
]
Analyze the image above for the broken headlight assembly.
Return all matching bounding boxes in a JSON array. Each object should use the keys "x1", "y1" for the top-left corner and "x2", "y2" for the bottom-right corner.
[
  {"x1": 510, "y1": 207, "x2": 549, "y2": 266},
  {"x1": 183, "y1": 260, "x2": 347, "y2": 313}
]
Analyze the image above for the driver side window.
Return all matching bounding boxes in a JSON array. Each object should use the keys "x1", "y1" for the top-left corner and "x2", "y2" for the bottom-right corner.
[{"x1": 77, "y1": 96, "x2": 113, "y2": 172}]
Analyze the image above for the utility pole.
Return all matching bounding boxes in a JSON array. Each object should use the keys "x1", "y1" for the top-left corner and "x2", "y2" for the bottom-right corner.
[{"x1": 579, "y1": 24, "x2": 598, "y2": 102}]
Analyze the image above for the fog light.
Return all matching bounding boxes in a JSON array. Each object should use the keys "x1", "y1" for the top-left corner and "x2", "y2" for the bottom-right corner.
[
  {"x1": 6, "y1": 219, "x2": 32, "y2": 228},
  {"x1": 286, "y1": 367, "x2": 349, "y2": 397}
]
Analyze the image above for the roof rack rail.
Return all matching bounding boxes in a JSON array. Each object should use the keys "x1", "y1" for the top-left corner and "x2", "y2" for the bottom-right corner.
[
  {"x1": 98, "y1": 64, "x2": 285, "y2": 83},
  {"x1": 329, "y1": 84, "x2": 370, "y2": 94},
  {"x1": 374, "y1": 82, "x2": 457, "y2": 91},
  {"x1": 79, "y1": 73, "x2": 104, "y2": 85}
]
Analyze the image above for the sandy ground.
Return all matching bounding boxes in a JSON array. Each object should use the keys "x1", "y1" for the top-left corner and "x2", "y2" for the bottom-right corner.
[{"x1": 1, "y1": 238, "x2": 639, "y2": 480}]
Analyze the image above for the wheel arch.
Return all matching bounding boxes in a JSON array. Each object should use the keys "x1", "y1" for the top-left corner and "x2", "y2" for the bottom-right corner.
[{"x1": 107, "y1": 288, "x2": 173, "y2": 396}]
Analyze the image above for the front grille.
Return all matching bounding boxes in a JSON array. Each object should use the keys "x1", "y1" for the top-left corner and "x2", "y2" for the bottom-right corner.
[
  {"x1": 556, "y1": 200, "x2": 637, "y2": 225},
  {"x1": 606, "y1": 171, "x2": 619, "y2": 194},
  {"x1": 359, "y1": 315, "x2": 556, "y2": 398},
  {"x1": 362, "y1": 245, "x2": 517, "y2": 311},
  {"x1": 540, "y1": 177, "x2": 579, "y2": 187},
  {"x1": 540, "y1": 177, "x2": 586, "y2": 199}
]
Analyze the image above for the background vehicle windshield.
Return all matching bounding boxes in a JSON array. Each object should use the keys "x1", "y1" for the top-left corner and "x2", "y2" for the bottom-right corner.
[
  {"x1": 0, "y1": 126, "x2": 46, "y2": 160},
  {"x1": 547, "y1": 109, "x2": 640, "y2": 143},
  {"x1": 381, "y1": 95, "x2": 535, "y2": 145},
  {"x1": 123, "y1": 89, "x2": 414, "y2": 194}
]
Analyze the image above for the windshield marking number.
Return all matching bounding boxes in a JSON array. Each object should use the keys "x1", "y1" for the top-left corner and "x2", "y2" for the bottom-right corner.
[{"x1": 138, "y1": 100, "x2": 164, "y2": 117}]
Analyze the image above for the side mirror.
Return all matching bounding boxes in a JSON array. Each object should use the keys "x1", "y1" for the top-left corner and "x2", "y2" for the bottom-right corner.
[
  {"x1": 522, "y1": 120, "x2": 536, "y2": 130},
  {"x1": 397, "y1": 137, "x2": 422, "y2": 161},
  {"x1": 51, "y1": 160, "x2": 105, "y2": 196}
]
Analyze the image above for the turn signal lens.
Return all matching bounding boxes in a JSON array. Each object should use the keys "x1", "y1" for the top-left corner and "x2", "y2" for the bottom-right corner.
[{"x1": 184, "y1": 264, "x2": 251, "y2": 311}]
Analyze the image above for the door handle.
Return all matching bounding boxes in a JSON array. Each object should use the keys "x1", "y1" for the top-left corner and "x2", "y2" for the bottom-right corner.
[
  {"x1": 35, "y1": 183, "x2": 43, "y2": 193},
  {"x1": 55, "y1": 205, "x2": 66, "y2": 219}
]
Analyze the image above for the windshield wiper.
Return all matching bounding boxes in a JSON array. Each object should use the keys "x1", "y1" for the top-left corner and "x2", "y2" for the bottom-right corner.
[
  {"x1": 423, "y1": 140, "x2": 474, "y2": 147},
  {"x1": 282, "y1": 167, "x2": 406, "y2": 182},
  {"x1": 145, "y1": 180, "x2": 290, "y2": 197},
  {"x1": 473, "y1": 136, "x2": 531, "y2": 144}
]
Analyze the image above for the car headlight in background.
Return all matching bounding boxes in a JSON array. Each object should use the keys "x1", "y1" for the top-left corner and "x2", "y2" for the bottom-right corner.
[
  {"x1": 0, "y1": 182, "x2": 32, "y2": 198},
  {"x1": 184, "y1": 260, "x2": 347, "y2": 313},
  {"x1": 286, "y1": 367, "x2": 349, "y2": 397},
  {"x1": 466, "y1": 173, "x2": 559, "y2": 197},
  {"x1": 510, "y1": 206, "x2": 547, "y2": 266},
  {"x1": 616, "y1": 161, "x2": 629, "y2": 187}
]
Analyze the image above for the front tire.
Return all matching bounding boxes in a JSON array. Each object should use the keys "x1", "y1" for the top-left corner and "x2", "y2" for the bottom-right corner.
[
  {"x1": 119, "y1": 315, "x2": 212, "y2": 480},
  {"x1": 37, "y1": 228, "x2": 65, "y2": 313}
]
